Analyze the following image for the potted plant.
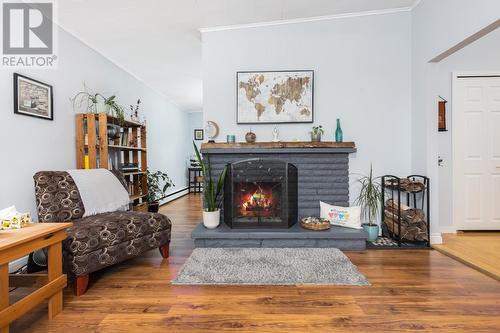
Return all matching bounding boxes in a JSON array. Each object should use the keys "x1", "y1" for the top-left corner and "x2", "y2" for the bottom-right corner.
[
  {"x1": 193, "y1": 142, "x2": 227, "y2": 229},
  {"x1": 310, "y1": 125, "x2": 324, "y2": 142},
  {"x1": 71, "y1": 85, "x2": 126, "y2": 125},
  {"x1": 129, "y1": 99, "x2": 141, "y2": 121},
  {"x1": 104, "y1": 95, "x2": 125, "y2": 125},
  {"x1": 71, "y1": 84, "x2": 104, "y2": 114},
  {"x1": 147, "y1": 170, "x2": 174, "y2": 213},
  {"x1": 354, "y1": 164, "x2": 382, "y2": 242}
]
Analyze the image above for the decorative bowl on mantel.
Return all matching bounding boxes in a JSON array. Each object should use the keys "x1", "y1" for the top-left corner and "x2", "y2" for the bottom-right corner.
[{"x1": 300, "y1": 217, "x2": 331, "y2": 231}]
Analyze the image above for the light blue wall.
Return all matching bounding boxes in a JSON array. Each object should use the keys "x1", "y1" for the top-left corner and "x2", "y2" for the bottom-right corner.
[
  {"x1": 202, "y1": 11, "x2": 412, "y2": 204},
  {"x1": 411, "y1": 0, "x2": 500, "y2": 238},
  {"x1": 411, "y1": 0, "x2": 500, "y2": 174},
  {"x1": 435, "y1": 28, "x2": 500, "y2": 230},
  {"x1": 0, "y1": 27, "x2": 190, "y2": 219}
]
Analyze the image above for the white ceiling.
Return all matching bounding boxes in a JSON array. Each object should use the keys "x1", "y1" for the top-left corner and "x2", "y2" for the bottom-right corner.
[{"x1": 58, "y1": 0, "x2": 417, "y2": 111}]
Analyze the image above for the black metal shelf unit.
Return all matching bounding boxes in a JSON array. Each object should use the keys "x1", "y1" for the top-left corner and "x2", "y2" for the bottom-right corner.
[{"x1": 380, "y1": 175, "x2": 430, "y2": 248}]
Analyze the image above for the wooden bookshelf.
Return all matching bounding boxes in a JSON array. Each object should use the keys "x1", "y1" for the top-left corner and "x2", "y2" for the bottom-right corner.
[{"x1": 75, "y1": 113, "x2": 148, "y2": 211}]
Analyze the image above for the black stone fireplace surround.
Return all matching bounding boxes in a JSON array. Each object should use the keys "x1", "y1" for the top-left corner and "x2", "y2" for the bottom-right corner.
[{"x1": 201, "y1": 142, "x2": 357, "y2": 229}]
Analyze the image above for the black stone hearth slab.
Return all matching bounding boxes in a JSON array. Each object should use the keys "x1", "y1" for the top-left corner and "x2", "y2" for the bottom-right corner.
[{"x1": 192, "y1": 223, "x2": 368, "y2": 250}]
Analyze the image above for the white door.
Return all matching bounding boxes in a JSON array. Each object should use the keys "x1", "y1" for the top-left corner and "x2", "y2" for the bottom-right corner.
[{"x1": 453, "y1": 74, "x2": 500, "y2": 230}]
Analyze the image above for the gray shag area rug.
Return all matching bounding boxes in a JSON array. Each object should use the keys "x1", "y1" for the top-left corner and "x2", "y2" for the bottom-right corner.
[{"x1": 172, "y1": 248, "x2": 369, "y2": 285}]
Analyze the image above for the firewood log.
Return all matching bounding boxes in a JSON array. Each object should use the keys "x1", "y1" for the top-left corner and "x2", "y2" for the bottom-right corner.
[
  {"x1": 386, "y1": 199, "x2": 410, "y2": 212},
  {"x1": 384, "y1": 210, "x2": 428, "y2": 242},
  {"x1": 386, "y1": 200, "x2": 426, "y2": 223},
  {"x1": 384, "y1": 179, "x2": 425, "y2": 193}
]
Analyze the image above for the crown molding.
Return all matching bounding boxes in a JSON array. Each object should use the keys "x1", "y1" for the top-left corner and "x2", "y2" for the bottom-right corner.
[
  {"x1": 409, "y1": 0, "x2": 422, "y2": 10},
  {"x1": 199, "y1": 6, "x2": 414, "y2": 33}
]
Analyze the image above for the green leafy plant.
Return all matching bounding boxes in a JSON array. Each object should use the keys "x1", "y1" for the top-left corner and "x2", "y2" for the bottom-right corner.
[
  {"x1": 130, "y1": 99, "x2": 141, "y2": 119},
  {"x1": 354, "y1": 164, "x2": 382, "y2": 226},
  {"x1": 71, "y1": 84, "x2": 126, "y2": 124},
  {"x1": 193, "y1": 141, "x2": 227, "y2": 212},
  {"x1": 147, "y1": 170, "x2": 174, "y2": 202},
  {"x1": 311, "y1": 125, "x2": 324, "y2": 136},
  {"x1": 71, "y1": 84, "x2": 100, "y2": 113},
  {"x1": 104, "y1": 95, "x2": 125, "y2": 124}
]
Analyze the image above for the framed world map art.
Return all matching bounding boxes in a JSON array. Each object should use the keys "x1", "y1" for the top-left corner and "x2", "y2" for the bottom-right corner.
[{"x1": 237, "y1": 70, "x2": 314, "y2": 124}]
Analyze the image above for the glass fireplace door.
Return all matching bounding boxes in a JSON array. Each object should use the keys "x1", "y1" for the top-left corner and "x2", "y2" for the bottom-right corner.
[{"x1": 234, "y1": 181, "x2": 283, "y2": 224}]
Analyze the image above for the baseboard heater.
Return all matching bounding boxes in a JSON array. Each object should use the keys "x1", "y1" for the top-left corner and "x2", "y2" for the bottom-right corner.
[{"x1": 163, "y1": 187, "x2": 189, "y2": 199}]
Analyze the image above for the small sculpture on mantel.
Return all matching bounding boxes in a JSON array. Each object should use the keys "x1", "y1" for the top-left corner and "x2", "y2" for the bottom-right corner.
[
  {"x1": 272, "y1": 127, "x2": 280, "y2": 142},
  {"x1": 245, "y1": 128, "x2": 256, "y2": 143}
]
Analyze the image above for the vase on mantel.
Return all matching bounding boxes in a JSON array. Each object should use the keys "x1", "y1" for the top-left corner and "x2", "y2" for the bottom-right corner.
[
  {"x1": 245, "y1": 130, "x2": 256, "y2": 143},
  {"x1": 335, "y1": 118, "x2": 343, "y2": 142},
  {"x1": 311, "y1": 132, "x2": 322, "y2": 142}
]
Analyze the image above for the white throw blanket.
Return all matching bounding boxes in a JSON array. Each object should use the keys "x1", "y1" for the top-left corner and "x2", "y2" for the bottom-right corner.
[{"x1": 67, "y1": 169, "x2": 130, "y2": 217}]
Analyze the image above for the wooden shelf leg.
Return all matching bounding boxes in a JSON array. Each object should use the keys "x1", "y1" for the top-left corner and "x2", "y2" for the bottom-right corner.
[
  {"x1": 47, "y1": 242, "x2": 63, "y2": 319},
  {"x1": 0, "y1": 264, "x2": 9, "y2": 333}
]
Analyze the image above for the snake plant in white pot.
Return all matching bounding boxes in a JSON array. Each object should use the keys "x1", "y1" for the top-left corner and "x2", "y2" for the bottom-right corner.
[
  {"x1": 193, "y1": 142, "x2": 227, "y2": 229},
  {"x1": 354, "y1": 164, "x2": 382, "y2": 242}
]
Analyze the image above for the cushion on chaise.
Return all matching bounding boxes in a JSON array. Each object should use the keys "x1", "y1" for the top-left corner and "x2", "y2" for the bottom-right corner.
[
  {"x1": 63, "y1": 211, "x2": 171, "y2": 257},
  {"x1": 64, "y1": 222, "x2": 171, "y2": 276}
]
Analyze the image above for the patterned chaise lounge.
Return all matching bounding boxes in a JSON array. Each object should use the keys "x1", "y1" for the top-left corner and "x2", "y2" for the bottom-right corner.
[{"x1": 33, "y1": 171, "x2": 171, "y2": 296}]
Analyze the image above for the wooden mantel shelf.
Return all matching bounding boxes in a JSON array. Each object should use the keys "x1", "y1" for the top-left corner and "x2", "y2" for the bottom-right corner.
[{"x1": 201, "y1": 141, "x2": 356, "y2": 154}]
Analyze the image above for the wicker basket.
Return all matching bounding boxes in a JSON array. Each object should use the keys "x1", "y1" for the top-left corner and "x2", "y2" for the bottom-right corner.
[{"x1": 300, "y1": 217, "x2": 331, "y2": 231}]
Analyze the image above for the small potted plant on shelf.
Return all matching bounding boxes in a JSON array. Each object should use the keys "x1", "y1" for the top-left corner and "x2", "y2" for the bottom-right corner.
[
  {"x1": 310, "y1": 125, "x2": 324, "y2": 142},
  {"x1": 104, "y1": 95, "x2": 125, "y2": 125},
  {"x1": 129, "y1": 99, "x2": 141, "y2": 121},
  {"x1": 354, "y1": 164, "x2": 382, "y2": 242},
  {"x1": 147, "y1": 170, "x2": 174, "y2": 213},
  {"x1": 193, "y1": 142, "x2": 227, "y2": 229},
  {"x1": 71, "y1": 84, "x2": 104, "y2": 114},
  {"x1": 71, "y1": 85, "x2": 126, "y2": 125}
]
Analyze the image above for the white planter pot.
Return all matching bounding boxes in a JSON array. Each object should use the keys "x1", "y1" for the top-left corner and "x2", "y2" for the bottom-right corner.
[{"x1": 203, "y1": 209, "x2": 220, "y2": 229}]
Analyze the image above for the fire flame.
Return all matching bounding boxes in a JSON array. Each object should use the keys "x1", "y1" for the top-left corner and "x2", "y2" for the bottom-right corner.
[{"x1": 242, "y1": 186, "x2": 272, "y2": 211}]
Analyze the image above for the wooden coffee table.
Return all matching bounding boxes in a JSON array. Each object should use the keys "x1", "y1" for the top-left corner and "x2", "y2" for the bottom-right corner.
[{"x1": 0, "y1": 223, "x2": 72, "y2": 333}]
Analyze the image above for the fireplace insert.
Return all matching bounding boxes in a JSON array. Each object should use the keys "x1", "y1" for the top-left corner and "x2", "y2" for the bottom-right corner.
[{"x1": 224, "y1": 159, "x2": 297, "y2": 228}]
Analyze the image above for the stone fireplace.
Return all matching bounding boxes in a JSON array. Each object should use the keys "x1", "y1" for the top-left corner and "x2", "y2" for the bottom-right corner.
[
  {"x1": 192, "y1": 142, "x2": 368, "y2": 250},
  {"x1": 224, "y1": 159, "x2": 297, "y2": 228},
  {"x1": 201, "y1": 142, "x2": 357, "y2": 228}
]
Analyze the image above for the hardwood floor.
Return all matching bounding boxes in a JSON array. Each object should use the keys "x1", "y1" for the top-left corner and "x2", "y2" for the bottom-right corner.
[
  {"x1": 433, "y1": 232, "x2": 500, "y2": 281},
  {"x1": 10, "y1": 194, "x2": 500, "y2": 332}
]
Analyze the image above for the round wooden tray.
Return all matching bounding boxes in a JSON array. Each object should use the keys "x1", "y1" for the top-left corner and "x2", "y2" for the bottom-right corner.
[{"x1": 300, "y1": 217, "x2": 331, "y2": 231}]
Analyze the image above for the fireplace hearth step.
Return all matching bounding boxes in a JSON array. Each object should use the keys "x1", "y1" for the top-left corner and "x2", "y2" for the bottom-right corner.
[{"x1": 192, "y1": 223, "x2": 368, "y2": 251}]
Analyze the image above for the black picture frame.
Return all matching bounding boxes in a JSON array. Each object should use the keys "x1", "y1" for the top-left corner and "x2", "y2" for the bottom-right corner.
[
  {"x1": 236, "y1": 70, "x2": 314, "y2": 124},
  {"x1": 194, "y1": 129, "x2": 204, "y2": 140},
  {"x1": 13, "y1": 73, "x2": 54, "y2": 121}
]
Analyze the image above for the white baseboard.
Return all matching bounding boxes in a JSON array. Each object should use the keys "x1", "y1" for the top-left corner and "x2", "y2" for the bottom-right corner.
[
  {"x1": 160, "y1": 188, "x2": 189, "y2": 205},
  {"x1": 430, "y1": 233, "x2": 443, "y2": 245},
  {"x1": 439, "y1": 226, "x2": 457, "y2": 234}
]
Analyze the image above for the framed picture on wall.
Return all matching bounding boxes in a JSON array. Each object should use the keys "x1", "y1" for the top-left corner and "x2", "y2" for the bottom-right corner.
[
  {"x1": 14, "y1": 73, "x2": 53, "y2": 120},
  {"x1": 194, "y1": 129, "x2": 204, "y2": 140},
  {"x1": 237, "y1": 70, "x2": 314, "y2": 124}
]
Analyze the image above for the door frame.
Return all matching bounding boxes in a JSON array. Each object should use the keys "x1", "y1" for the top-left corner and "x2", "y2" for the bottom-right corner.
[{"x1": 452, "y1": 71, "x2": 500, "y2": 230}]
